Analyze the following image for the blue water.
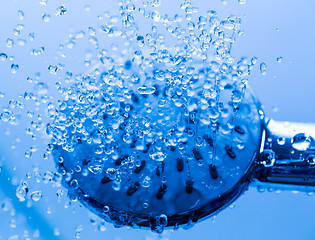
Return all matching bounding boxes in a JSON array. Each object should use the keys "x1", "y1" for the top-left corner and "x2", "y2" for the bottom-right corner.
[{"x1": 0, "y1": 0, "x2": 315, "y2": 239}]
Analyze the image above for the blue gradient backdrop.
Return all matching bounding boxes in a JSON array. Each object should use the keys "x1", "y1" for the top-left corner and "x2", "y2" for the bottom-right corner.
[{"x1": 0, "y1": 0, "x2": 315, "y2": 239}]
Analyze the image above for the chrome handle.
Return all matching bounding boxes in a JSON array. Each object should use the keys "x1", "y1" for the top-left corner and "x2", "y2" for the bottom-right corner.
[{"x1": 253, "y1": 120, "x2": 315, "y2": 190}]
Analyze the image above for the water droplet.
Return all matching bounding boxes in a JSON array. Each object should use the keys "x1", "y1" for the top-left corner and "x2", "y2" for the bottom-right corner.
[
  {"x1": 56, "y1": 5, "x2": 67, "y2": 16},
  {"x1": 29, "y1": 32, "x2": 35, "y2": 41},
  {"x1": 75, "y1": 31, "x2": 85, "y2": 39},
  {"x1": 238, "y1": 0, "x2": 247, "y2": 4},
  {"x1": 259, "y1": 149, "x2": 275, "y2": 167},
  {"x1": 42, "y1": 14, "x2": 51, "y2": 22},
  {"x1": 84, "y1": 5, "x2": 91, "y2": 11},
  {"x1": 0, "y1": 53, "x2": 8, "y2": 61},
  {"x1": 305, "y1": 155, "x2": 315, "y2": 166},
  {"x1": 16, "y1": 182, "x2": 28, "y2": 201},
  {"x1": 137, "y1": 86, "x2": 156, "y2": 95},
  {"x1": 25, "y1": 150, "x2": 32, "y2": 158},
  {"x1": 106, "y1": 168, "x2": 117, "y2": 180},
  {"x1": 11, "y1": 64, "x2": 19, "y2": 74},
  {"x1": 260, "y1": 62, "x2": 267, "y2": 75},
  {"x1": 251, "y1": 57, "x2": 257, "y2": 65},
  {"x1": 276, "y1": 57, "x2": 283, "y2": 63},
  {"x1": 48, "y1": 65, "x2": 59, "y2": 74},
  {"x1": 152, "y1": 11, "x2": 161, "y2": 22},
  {"x1": 70, "y1": 179, "x2": 79, "y2": 189},
  {"x1": 257, "y1": 186, "x2": 266, "y2": 193},
  {"x1": 141, "y1": 176, "x2": 151, "y2": 188},
  {"x1": 39, "y1": 0, "x2": 48, "y2": 5},
  {"x1": 137, "y1": 35, "x2": 145, "y2": 47},
  {"x1": 291, "y1": 133, "x2": 313, "y2": 151},
  {"x1": 6, "y1": 38, "x2": 14, "y2": 48},
  {"x1": 157, "y1": 214, "x2": 168, "y2": 227},
  {"x1": 277, "y1": 137, "x2": 285, "y2": 145},
  {"x1": 13, "y1": 27, "x2": 20, "y2": 36},
  {"x1": 112, "y1": 180, "x2": 121, "y2": 191},
  {"x1": 17, "y1": 39, "x2": 26, "y2": 46},
  {"x1": 272, "y1": 106, "x2": 278, "y2": 113},
  {"x1": 31, "y1": 191, "x2": 43, "y2": 201},
  {"x1": 152, "y1": 0, "x2": 161, "y2": 7},
  {"x1": 100, "y1": 56, "x2": 114, "y2": 69},
  {"x1": 17, "y1": 10, "x2": 25, "y2": 20},
  {"x1": 103, "y1": 205, "x2": 110, "y2": 213}
]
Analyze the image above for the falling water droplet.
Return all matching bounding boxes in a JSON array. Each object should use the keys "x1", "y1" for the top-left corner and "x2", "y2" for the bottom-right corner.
[
  {"x1": 56, "y1": 5, "x2": 67, "y2": 16},
  {"x1": 6, "y1": 38, "x2": 14, "y2": 48},
  {"x1": 31, "y1": 191, "x2": 43, "y2": 201},
  {"x1": 29, "y1": 33, "x2": 35, "y2": 41},
  {"x1": 16, "y1": 182, "x2": 29, "y2": 201},
  {"x1": 42, "y1": 14, "x2": 51, "y2": 22},
  {"x1": 276, "y1": 57, "x2": 283, "y2": 63},
  {"x1": 17, "y1": 10, "x2": 25, "y2": 20},
  {"x1": 39, "y1": 0, "x2": 48, "y2": 5},
  {"x1": 137, "y1": 86, "x2": 156, "y2": 95},
  {"x1": 84, "y1": 5, "x2": 91, "y2": 11},
  {"x1": 48, "y1": 65, "x2": 59, "y2": 74},
  {"x1": 0, "y1": 53, "x2": 8, "y2": 61},
  {"x1": 260, "y1": 62, "x2": 267, "y2": 75},
  {"x1": 238, "y1": 0, "x2": 247, "y2": 4},
  {"x1": 11, "y1": 64, "x2": 19, "y2": 74}
]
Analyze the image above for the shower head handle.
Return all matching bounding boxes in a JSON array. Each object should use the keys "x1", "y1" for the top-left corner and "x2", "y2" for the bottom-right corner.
[{"x1": 253, "y1": 119, "x2": 315, "y2": 190}]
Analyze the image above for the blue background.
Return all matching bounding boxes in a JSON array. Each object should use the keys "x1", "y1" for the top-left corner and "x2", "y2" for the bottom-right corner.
[{"x1": 0, "y1": 0, "x2": 315, "y2": 239}]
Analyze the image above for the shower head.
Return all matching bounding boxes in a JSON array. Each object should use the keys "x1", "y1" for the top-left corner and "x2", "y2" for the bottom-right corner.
[{"x1": 51, "y1": 61, "x2": 315, "y2": 232}]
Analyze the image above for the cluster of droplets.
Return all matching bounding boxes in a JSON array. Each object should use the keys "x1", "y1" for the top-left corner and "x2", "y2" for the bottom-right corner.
[
  {"x1": 0, "y1": 0, "x2": 262, "y2": 234},
  {"x1": 37, "y1": 0, "x2": 263, "y2": 232}
]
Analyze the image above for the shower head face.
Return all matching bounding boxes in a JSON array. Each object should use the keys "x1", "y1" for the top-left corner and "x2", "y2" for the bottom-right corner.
[{"x1": 51, "y1": 64, "x2": 262, "y2": 229}]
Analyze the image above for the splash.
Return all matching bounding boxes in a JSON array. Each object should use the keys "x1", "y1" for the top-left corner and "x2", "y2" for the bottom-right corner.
[{"x1": 0, "y1": 0, "x2": 261, "y2": 235}]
